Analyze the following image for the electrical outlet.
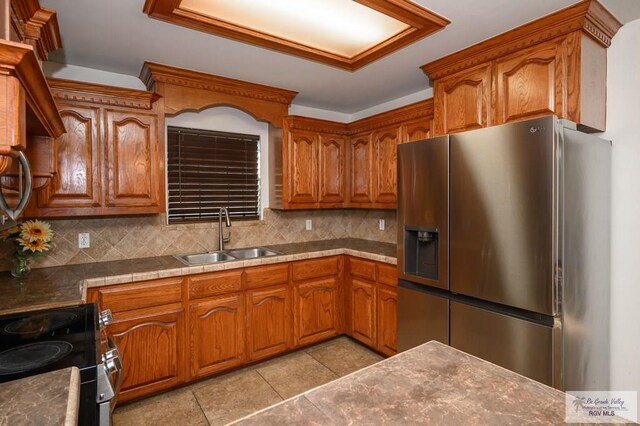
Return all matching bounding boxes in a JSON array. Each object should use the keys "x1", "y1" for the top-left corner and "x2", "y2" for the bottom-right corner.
[
  {"x1": 305, "y1": 219, "x2": 313, "y2": 231},
  {"x1": 78, "y1": 233, "x2": 90, "y2": 249},
  {"x1": 379, "y1": 219, "x2": 385, "y2": 231}
]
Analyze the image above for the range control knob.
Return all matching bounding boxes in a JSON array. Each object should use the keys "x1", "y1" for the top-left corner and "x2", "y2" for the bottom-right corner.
[
  {"x1": 102, "y1": 349, "x2": 121, "y2": 374},
  {"x1": 98, "y1": 309, "x2": 113, "y2": 328}
]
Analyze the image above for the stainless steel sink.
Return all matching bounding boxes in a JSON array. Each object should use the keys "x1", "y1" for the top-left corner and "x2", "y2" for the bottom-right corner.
[
  {"x1": 175, "y1": 247, "x2": 281, "y2": 265},
  {"x1": 225, "y1": 247, "x2": 280, "y2": 259},
  {"x1": 175, "y1": 251, "x2": 235, "y2": 266}
]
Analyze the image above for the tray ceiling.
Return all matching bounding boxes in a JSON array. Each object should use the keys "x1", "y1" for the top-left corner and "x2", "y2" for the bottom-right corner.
[{"x1": 143, "y1": 0, "x2": 449, "y2": 70}]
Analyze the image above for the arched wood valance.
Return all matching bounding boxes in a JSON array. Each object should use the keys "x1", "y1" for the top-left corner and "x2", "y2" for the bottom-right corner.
[{"x1": 139, "y1": 62, "x2": 297, "y2": 127}]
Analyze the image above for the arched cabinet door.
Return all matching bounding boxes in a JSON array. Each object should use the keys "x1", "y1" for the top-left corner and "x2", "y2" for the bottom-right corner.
[
  {"x1": 372, "y1": 125, "x2": 400, "y2": 205},
  {"x1": 287, "y1": 130, "x2": 318, "y2": 205},
  {"x1": 349, "y1": 278, "x2": 377, "y2": 347},
  {"x1": 348, "y1": 133, "x2": 373, "y2": 205},
  {"x1": 108, "y1": 305, "x2": 186, "y2": 402},
  {"x1": 376, "y1": 285, "x2": 398, "y2": 357},
  {"x1": 294, "y1": 276, "x2": 339, "y2": 346},
  {"x1": 104, "y1": 110, "x2": 161, "y2": 209},
  {"x1": 319, "y1": 135, "x2": 346, "y2": 205},
  {"x1": 246, "y1": 285, "x2": 292, "y2": 361},
  {"x1": 190, "y1": 294, "x2": 245, "y2": 378}
]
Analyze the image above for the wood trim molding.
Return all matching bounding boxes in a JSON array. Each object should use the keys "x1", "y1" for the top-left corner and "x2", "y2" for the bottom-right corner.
[
  {"x1": 140, "y1": 62, "x2": 297, "y2": 127},
  {"x1": 286, "y1": 99, "x2": 433, "y2": 135},
  {"x1": 10, "y1": 0, "x2": 62, "y2": 61},
  {"x1": 0, "y1": 40, "x2": 64, "y2": 138},
  {"x1": 47, "y1": 77, "x2": 161, "y2": 110},
  {"x1": 143, "y1": 0, "x2": 449, "y2": 71},
  {"x1": 421, "y1": 0, "x2": 621, "y2": 80},
  {"x1": 348, "y1": 99, "x2": 433, "y2": 134}
]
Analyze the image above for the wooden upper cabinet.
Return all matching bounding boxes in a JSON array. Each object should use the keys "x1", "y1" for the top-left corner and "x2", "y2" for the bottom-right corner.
[
  {"x1": 433, "y1": 64, "x2": 492, "y2": 135},
  {"x1": 24, "y1": 78, "x2": 164, "y2": 217},
  {"x1": 27, "y1": 105, "x2": 101, "y2": 214},
  {"x1": 495, "y1": 39, "x2": 565, "y2": 125},
  {"x1": 348, "y1": 133, "x2": 373, "y2": 205},
  {"x1": 246, "y1": 285, "x2": 292, "y2": 361},
  {"x1": 190, "y1": 294, "x2": 245, "y2": 379},
  {"x1": 287, "y1": 130, "x2": 318, "y2": 205},
  {"x1": 318, "y1": 134, "x2": 346, "y2": 205},
  {"x1": 401, "y1": 118, "x2": 432, "y2": 143},
  {"x1": 104, "y1": 110, "x2": 161, "y2": 209},
  {"x1": 372, "y1": 125, "x2": 400, "y2": 205}
]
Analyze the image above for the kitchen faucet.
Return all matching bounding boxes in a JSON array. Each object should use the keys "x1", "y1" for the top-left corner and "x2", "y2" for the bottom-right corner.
[{"x1": 218, "y1": 207, "x2": 231, "y2": 250}]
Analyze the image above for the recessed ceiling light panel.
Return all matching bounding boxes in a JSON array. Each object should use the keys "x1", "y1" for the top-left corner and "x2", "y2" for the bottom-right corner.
[{"x1": 144, "y1": 0, "x2": 450, "y2": 71}]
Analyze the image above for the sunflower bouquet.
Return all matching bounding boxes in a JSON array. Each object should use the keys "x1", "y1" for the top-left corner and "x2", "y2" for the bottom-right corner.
[{"x1": 0, "y1": 220, "x2": 54, "y2": 277}]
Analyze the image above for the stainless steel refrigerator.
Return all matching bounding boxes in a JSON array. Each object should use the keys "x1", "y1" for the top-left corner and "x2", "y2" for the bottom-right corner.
[{"x1": 397, "y1": 115, "x2": 611, "y2": 391}]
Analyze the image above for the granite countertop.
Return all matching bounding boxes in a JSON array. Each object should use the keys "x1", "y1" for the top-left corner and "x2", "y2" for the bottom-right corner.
[
  {"x1": 0, "y1": 367, "x2": 80, "y2": 426},
  {"x1": 232, "y1": 341, "x2": 572, "y2": 425},
  {"x1": 0, "y1": 238, "x2": 396, "y2": 315}
]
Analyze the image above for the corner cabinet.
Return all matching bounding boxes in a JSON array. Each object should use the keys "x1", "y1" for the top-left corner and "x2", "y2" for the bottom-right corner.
[
  {"x1": 25, "y1": 78, "x2": 165, "y2": 217},
  {"x1": 246, "y1": 285, "x2": 293, "y2": 361}
]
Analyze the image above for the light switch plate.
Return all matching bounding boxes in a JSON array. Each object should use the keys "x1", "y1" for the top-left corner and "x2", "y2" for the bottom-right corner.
[
  {"x1": 78, "y1": 233, "x2": 90, "y2": 249},
  {"x1": 379, "y1": 219, "x2": 385, "y2": 230},
  {"x1": 305, "y1": 219, "x2": 312, "y2": 230}
]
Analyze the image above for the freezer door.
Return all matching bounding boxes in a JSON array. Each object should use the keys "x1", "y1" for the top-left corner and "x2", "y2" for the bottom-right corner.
[
  {"x1": 397, "y1": 282, "x2": 449, "y2": 352},
  {"x1": 450, "y1": 301, "x2": 556, "y2": 387},
  {"x1": 450, "y1": 116, "x2": 557, "y2": 315},
  {"x1": 397, "y1": 136, "x2": 449, "y2": 289}
]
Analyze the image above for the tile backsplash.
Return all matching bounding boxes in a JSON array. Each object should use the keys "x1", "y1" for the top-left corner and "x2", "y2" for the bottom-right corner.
[{"x1": 0, "y1": 209, "x2": 397, "y2": 270}]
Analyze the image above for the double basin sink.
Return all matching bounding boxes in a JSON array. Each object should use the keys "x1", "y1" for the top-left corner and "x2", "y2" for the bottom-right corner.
[{"x1": 175, "y1": 247, "x2": 281, "y2": 266}]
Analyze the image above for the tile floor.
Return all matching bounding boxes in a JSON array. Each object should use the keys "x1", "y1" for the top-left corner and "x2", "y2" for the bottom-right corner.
[{"x1": 113, "y1": 336, "x2": 384, "y2": 426}]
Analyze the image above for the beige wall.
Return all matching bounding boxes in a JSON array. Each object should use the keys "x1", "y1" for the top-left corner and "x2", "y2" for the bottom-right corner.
[{"x1": 0, "y1": 209, "x2": 396, "y2": 270}]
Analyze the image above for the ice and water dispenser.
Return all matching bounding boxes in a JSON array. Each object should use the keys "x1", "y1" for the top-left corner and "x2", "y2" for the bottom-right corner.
[{"x1": 403, "y1": 226, "x2": 439, "y2": 280}]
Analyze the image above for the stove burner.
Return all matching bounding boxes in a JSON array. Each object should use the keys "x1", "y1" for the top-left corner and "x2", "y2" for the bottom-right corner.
[
  {"x1": 3, "y1": 312, "x2": 79, "y2": 335},
  {"x1": 0, "y1": 341, "x2": 73, "y2": 375}
]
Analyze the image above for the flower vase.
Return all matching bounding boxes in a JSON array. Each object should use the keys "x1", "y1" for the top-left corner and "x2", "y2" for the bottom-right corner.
[{"x1": 11, "y1": 255, "x2": 31, "y2": 278}]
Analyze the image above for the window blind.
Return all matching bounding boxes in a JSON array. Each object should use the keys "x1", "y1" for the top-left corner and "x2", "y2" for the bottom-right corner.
[{"x1": 167, "y1": 126, "x2": 260, "y2": 224}]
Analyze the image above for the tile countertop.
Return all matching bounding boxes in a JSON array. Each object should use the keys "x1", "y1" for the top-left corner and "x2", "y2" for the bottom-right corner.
[
  {"x1": 0, "y1": 238, "x2": 396, "y2": 315},
  {"x1": 231, "y1": 341, "x2": 572, "y2": 425},
  {"x1": 0, "y1": 367, "x2": 80, "y2": 426}
]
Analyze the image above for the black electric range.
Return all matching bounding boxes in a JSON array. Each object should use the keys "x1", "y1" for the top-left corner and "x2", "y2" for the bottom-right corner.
[{"x1": 0, "y1": 304, "x2": 102, "y2": 424}]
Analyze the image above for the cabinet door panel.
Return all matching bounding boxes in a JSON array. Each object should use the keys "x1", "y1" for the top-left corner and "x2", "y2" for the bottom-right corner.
[
  {"x1": 348, "y1": 133, "x2": 373, "y2": 204},
  {"x1": 377, "y1": 285, "x2": 398, "y2": 357},
  {"x1": 434, "y1": 64, "x2": 492, "y2": 135},
  {"x1": 373, "y1": 126, "x2": 400, "y2": 205},
  {"x1": 190, "y1": 294, "x2": 244, "y2": 378},
  {"x1": 401, "y1": 118, "x2": 432, "y2": 143},
  {"x1": 288, "y1": 130, "x2": 318, "y2": 204},
  {"x1": 495, "y1": 40, "x2": 565, "y2": 124},
  {"x1": 109, "y1": 306, "x2": 185, "y2": 402},
  {"x1": 319, "y1": 134, "x2": 346, "y2": 205},
  {"x1": 246, "y1": 285, "x2": 292, "y2": 361},
  {"x1": 33, "y1": 105, "x2": 101, "y2": 209},
  {"x1": 350, "y1": 278, "x2": 376, "y2": 347},
  {"x1": 294, "y1": 277, "x2": 339, "y2": 346},
  {"x1": 104, "y1": 110, "x2": 160, "y2": 208}
]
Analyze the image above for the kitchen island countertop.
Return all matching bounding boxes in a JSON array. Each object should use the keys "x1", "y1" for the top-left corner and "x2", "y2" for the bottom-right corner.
[
  {"x1": 0, "y1": 367, "x2": 80, "y2": 426},
  {"x1": 232, "y1": 341, "x2": 574, "y2": 425}
]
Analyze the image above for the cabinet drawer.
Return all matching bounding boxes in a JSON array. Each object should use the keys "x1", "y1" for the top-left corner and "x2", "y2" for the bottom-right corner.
[
  {"x1": 292, "y1": 257, "x2": 339, "y2": 281},
  {"x1": 349, "y1": 258, "x2": 375, "y2": 281},
  {"x1": 189, "y1": 270, "x2": 242, "y2": 299},
  {"x1": 97, "y1": 277, "x2": 184, "y2": 313},
  {"x1": 244, "y1": 263, "x2": 290, "y2": 289},
  {"x1": 376, "y1": 263, "x2": 398, "y2": 287}
]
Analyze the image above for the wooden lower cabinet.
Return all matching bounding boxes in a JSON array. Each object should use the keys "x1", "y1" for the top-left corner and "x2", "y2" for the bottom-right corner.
[
  {"x1": 190, "y1": 293, "x2": 245, "y2": 378},
  {"x1": 349, "y1": 278, "x2": 377, "y2": 347},
  {"x1": 246, "y1": 285, "x2": 293, "y2": 361},
  {"x1": 109, "y1": 304, "x2": 186, "y2": 402},
  {"x1": 376, "y1": 285, "x2": 398, "y2": 357},
  {"x1": 294, "y1": 276, "x2": 339, "y2": 346}
]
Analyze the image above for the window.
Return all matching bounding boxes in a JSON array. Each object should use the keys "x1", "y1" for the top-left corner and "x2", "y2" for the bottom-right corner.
[{"x1": 167, "y1": 126, "x2": 260, "y2": 224}]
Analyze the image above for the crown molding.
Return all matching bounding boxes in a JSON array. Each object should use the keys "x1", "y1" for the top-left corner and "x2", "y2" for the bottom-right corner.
[
  {"x1": 421, "y1": 0, "x2": 621, "y2": 81},
  {"x1": 10, "y1": 0, "x2": 62, "y2": 62},
  {"x1": 47, "y1": 77, "x2": 161, "y2": 110}
]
